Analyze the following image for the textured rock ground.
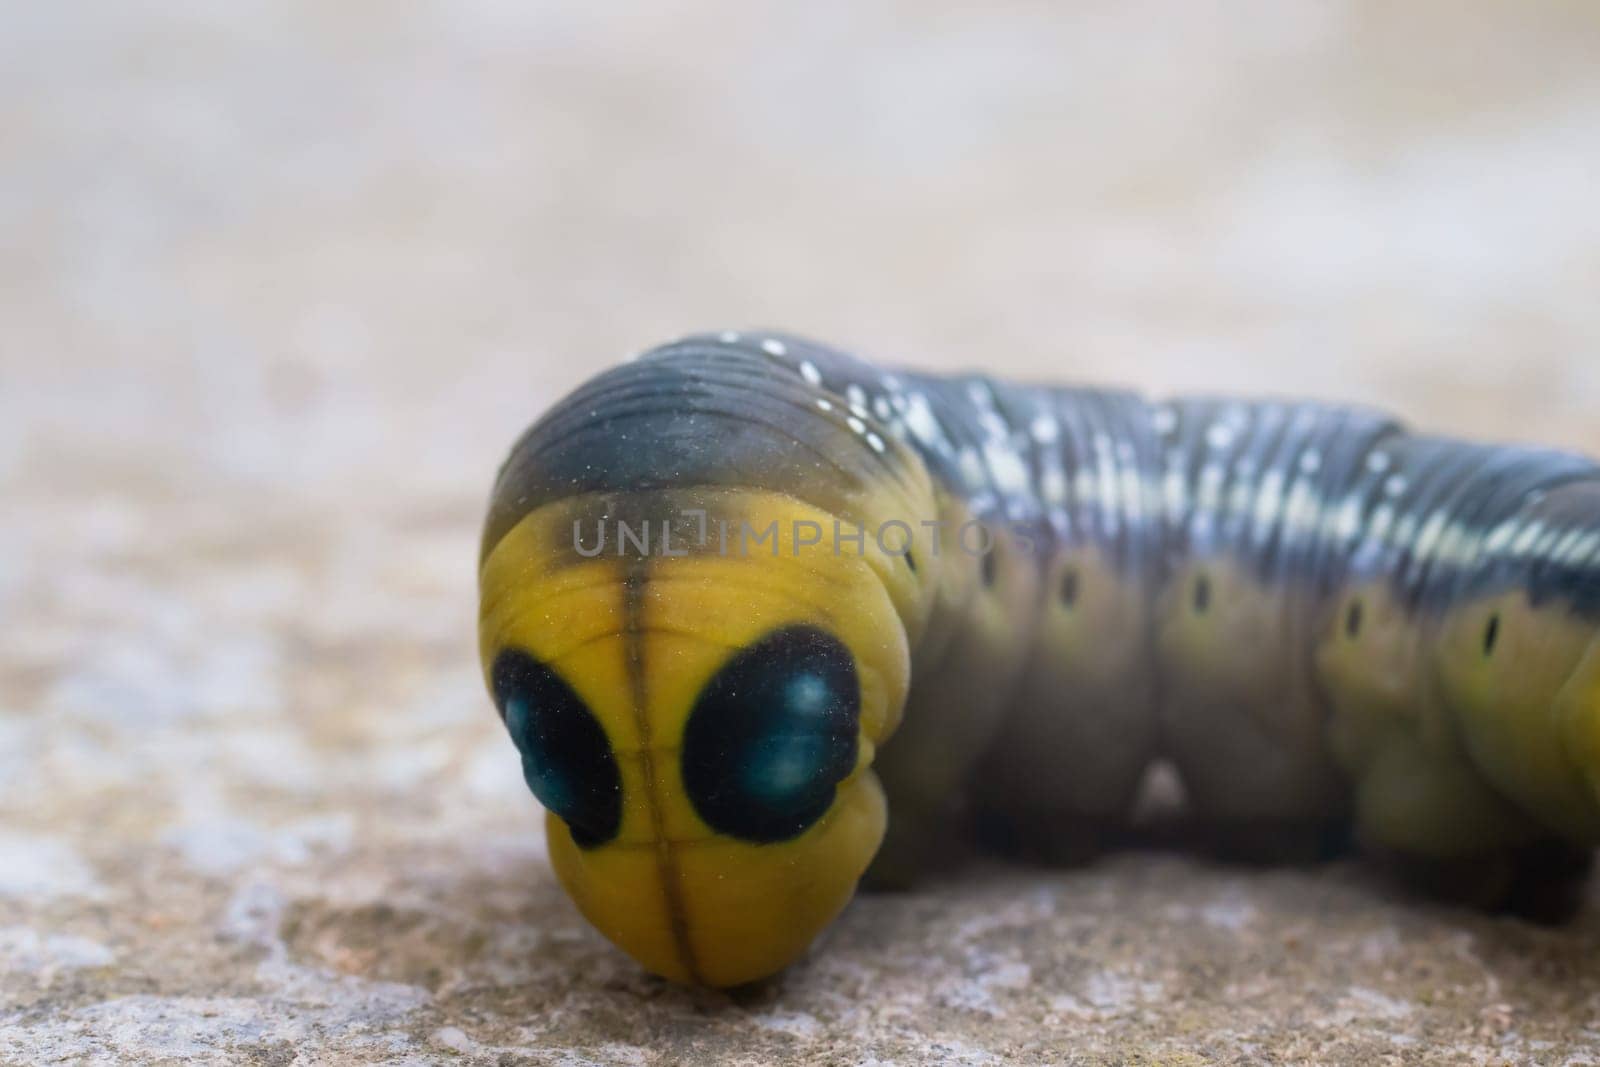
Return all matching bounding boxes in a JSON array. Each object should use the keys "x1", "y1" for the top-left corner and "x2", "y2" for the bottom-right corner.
[{"x1": 5, "y1": 3, "x2": 1600, "y2": 1063}]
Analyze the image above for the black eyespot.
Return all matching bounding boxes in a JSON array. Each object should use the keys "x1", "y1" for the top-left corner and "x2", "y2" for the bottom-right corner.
[
  {"x1": 1193, "y1": 574, "x2": 1211, "y2": 614},
  {"x1": 905, "y1": 549, "x2": 917, "y2": 574},
  {"x1": 681, "y1": 626, "x2": 859, "y2": 843},
  {"x1": 1059, "y1": 568, "x2": 1079, "y2": 608},
  {"x1": 1484, "y1": 613, "x2": 1500, "y2": 657},
  {"x1": 1345, "y1": 600, "x2": 1363, "y2": 638},
  {"x1": 981, "y1": 545, "x2": 998, "y2": 588},
  {"x1": 492, "y1": 648, "x2": 621, "y2": 848}
]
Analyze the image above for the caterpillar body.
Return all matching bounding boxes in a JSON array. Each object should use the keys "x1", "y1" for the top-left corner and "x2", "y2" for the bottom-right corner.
[{"x1": 478, "y1": 332, "x2": 1600, "y2": 987}]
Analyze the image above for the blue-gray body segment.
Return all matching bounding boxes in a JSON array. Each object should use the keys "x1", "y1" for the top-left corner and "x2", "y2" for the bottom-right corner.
[
  {"x1": 480, "y1": 336, "x2": 924, "y2": 561},
  {"x1": 485, "y1": 331, "x2": 1600, "y2": 620}
]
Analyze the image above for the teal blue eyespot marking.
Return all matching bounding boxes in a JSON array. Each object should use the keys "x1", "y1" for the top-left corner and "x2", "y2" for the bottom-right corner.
[
  {"x1": 492, "y1": 648, "x2": 622, "y2": 848},
  {"x1": 682, "y1": 626, "x2": 860, "y2": 843}
]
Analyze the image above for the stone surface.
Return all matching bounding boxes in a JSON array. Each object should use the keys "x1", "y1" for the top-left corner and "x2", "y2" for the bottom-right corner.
[{"x1": 5, "y1": 2, "x2": 1600, "y2": 1063}]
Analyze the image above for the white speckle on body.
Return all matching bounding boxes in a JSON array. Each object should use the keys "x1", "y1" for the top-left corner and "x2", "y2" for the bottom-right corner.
[
  {"x1": 984, "y1": 441, "x2": 1032, "y2": 496},
  {"x1": 957, "y1": 447, "x2": 988, "y2": 489},
  {"x1": 1511, "y1": 520, "x2": 1545, "y2": 557},
  {"x1": 1041, "y1": 468, "x2": 1068, "y2": 503},
  {"x1": 904, "y1": 393, "x2": 942, "y2": 445}
]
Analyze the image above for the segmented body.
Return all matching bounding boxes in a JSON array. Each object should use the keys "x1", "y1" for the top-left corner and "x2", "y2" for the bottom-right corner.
[{"x1": 479, "y1": 331, "x2": 1600, "y2": 985}]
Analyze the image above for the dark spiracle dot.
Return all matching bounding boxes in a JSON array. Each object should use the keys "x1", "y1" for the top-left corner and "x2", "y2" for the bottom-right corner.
[
  {"x1": 1345, "y1": 600, "x2": 1363, "y2": 638},
  {"x1": 1484, "y1": 613, "x2": 1501, "y2": 657},
  {"x1": 1193, "y1": 574, "x2": 1212, "y2": 614},
  {"x1": 1059, "y1": 568, "x2": 1079, "y2": 608},
  {"x1": 492, "y1": 648, "x2": 621, "y2": 848},
  {"x1": 681, "y1": 626, "x2": 859, "y2": 843}
]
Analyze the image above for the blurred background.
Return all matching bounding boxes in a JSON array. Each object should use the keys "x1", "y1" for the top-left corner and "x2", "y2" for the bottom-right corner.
[
  {"x1": 8, "y1": 1, "x2": 1600, "y2": 504},
  {"x1": 6, "y1": 3, "x2": 1600, "y2": 1060}
]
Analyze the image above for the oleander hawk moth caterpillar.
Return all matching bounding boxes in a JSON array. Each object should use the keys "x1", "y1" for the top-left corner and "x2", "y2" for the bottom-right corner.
[{"x1": 478, "y1": 332, "x2": 1600, "y2": 986}]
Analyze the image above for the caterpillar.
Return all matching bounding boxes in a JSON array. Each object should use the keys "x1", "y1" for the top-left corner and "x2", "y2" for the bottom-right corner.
[{"x1": 477, "y1": 331, "x2": 1600, "y2": 987}]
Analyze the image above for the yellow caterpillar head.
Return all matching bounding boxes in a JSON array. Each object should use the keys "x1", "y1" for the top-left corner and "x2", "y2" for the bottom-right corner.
[{"x1": 479, "y1": 488, "x2": 922, "y2": 986}]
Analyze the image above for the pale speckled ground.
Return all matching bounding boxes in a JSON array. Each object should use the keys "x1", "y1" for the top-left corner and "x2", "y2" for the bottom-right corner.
[{"x1": 5, "y1": 3, "x2": 1600, "y2": 1064}]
